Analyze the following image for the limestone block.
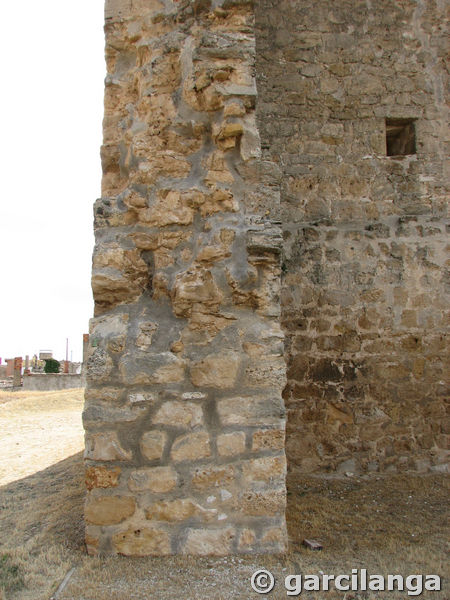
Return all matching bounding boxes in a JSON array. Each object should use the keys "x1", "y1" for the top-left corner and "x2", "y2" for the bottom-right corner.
[
  {"x1": 85, "y1": 495, "x2": 136, "y2": 525},
  {"x1": 85, "y1": 432, "x2": 132, "y2": 461},
  {"x1": 139, "y1": 191, "x2": 194, "y2": 227},
  {"x1": 83, "y1": 402, "x2": 147, "y2": 426},
  {"x1": 217, "y1": 432, "x2": 246, "y2": 456},
  {"x1": 190, "y1": 353, "x2": 240, "y2": 388},
  {"x1": 238, "y1": 488, "x2": 286, "y2": 516},
  {"x1": 191, "y1": 465, "x2": 235, "y2": 489},
  {"x1": 85, "y1": 533, "x2": 100, "y2": 556},
  {"x1": 241, "y1": 456, "x2": 286, "y2": 483},
  {"x1": 244, "y1": 356, "x2": 286, "y2": 388},
  {"x1": 145, "y1": 499, "x2": 216, "y2": 522},
  {"x1": 252, "y1": 429, "x2": 285, "y2": 451},
  {"x1": 172, "y1": 268, "x2": 223, "y2": 318},
  {"x1": 119, "y1": 352, "x2": 185, "y2": 385},
  {"x1": 238, "y1": 528, "x2": 256, "y2": 550},
  {"x1": 91, "y1": 246, "x2": 149, "y2": 314},
  {"x1": 140, "y1": 430, "x2": 167, "y2": 461},
  {"x1": 112, "y1": 526, "x2": 171, "y2": 556},
  {"x1": 85, "y1": 466, "x2": 121, "y2": 490},
  {"x1": 217, "y1": 396, "x2": 285, "y2": 426},
  {"x1": 153, "y1": 401, "x2": 204, "y2": 428},
  {"x1": 128, "y1": 467, "x2": 178, "y2": 493},
  {"x1": 171, "y1": 431, "x2": 211, "y2": 462},
  {"x1": 85, "y1": 348, "x2": 113, "y2": 383},
  {"x1": 197, "y1": 189, "x2": 238, "y2": 217},
  {"x1": 135, "y1": 321, "x2": 158, "y2": 349},
  {"x1": 182, "y1": 528, "x2": 235, "y2": 555},
  {"x1": 240, "y1": 114, "x2": 262, "y2": 161}
]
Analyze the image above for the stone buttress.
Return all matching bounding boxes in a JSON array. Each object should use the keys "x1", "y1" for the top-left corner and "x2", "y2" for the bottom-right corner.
[{"x1": 83, "y1": 0, "x2": 288, "y2": 556}]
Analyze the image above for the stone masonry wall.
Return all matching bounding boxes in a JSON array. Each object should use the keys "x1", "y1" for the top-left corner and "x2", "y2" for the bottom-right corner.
[
  {"x1": 84, "y1": 0, "x2": 287, "y2": 556},
  {"x1": 256, "y1": 0, "x2": 449, "y2": 473}
]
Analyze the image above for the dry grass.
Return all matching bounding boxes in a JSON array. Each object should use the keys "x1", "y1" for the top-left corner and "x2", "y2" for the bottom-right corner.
[{"x1": 0, "y1": 390, "x2": 448, "y2": 599}]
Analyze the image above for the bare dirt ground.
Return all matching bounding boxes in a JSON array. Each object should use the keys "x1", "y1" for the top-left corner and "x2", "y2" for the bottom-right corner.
[
  {"x1": 0, "y1": 390, "x2": 84, "y2": 486},
  {"x1": 0, "y1": 389, "x2": 448, "y2": 600}
]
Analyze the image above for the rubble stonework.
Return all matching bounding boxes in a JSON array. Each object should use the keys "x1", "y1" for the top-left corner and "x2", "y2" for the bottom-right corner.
[
  {"x1": 84, "y1": 0, "x2": 287, "y2": 555},
  {"x1": 86, "y1": 0, "x2": 449, "y2": 555},
  {"x1": 256, "y1": 0, "x2": 449, "y2": 474}
]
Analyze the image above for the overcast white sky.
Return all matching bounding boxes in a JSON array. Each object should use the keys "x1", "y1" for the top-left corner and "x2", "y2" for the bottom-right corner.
[{"x1": 0, "y1": 1, "x2": 105, "y2": 362}]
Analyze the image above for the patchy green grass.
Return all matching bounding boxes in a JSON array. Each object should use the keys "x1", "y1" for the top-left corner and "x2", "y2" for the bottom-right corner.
[{"x1": 0, "y1": 554, "x2": 25, "y2": 595}]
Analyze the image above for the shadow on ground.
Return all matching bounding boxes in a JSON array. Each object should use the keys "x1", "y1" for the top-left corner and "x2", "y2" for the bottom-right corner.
[{"x1": 0, "y1": 455, "x2": 448, "y2": 599}]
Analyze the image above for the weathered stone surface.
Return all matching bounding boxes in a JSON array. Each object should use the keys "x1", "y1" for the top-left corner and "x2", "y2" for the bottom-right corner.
[
  {"x1": 85, "y1": 495, "x2": 136, "y2": 525},
  {"x1": 140, "y1": 431, "x2": 167, "y2": 461},
  {"x1": 241, "y1": 456, "x2": 286, "y2": 483},
  {"x1": 217, "y1": 396, "x2": 285, "y2": 426},
  {"x1": 85, "y1": 533, "x2": 100, "y2": 556},
  {"x1": 153, "y1": 401, "x2": 203, "y2": 429},
  {"x1": 128, "y1": 467, "x2": 178, "y2": 493},
  {"x1": 171, "y1": 268, "x2": 223, "y2": 318},
  {"x1": 91, "y1": 246, "x2": 149, "y2": 315},
  {"x1": 217, "y1": 432, "x2": 246, "y2": 456},
  {"x1": 257, "y1": 0, "x2": 448, "y2": 474},
  {"x1": 182, "y1": 528, "x2": 235, "y2": 555},
  {"x1": 85, "y1": 0, "x2": 290, "y2": 556},
  {"x1": 238, "y1": 528, "x2": 256, "y2": 550},
  {"x1": 171, "y1": 431, "x2": 211, "y2": 462},
  {"x1": 85, "y1": 348, "x2": 113, "y2": 383},
  {"x1": 191, "y1": 465, "x2": 235, "y2": 489},
  {"x1": 85, "y1": 466, "x2": 121, "y2": 490},
  {"x1": 85, "y1": 432, "x2": 132, "y2": 461},
  {"x1": 145, "y1": 499, "x2": 216, "y2": 522},
  {"x1": 238, "y1": 488, "x2": 286, "y2": 516},
  {"x1": 135, "y1": 321, "x2": 158, "y2": 349},
  {"x1": 252, "y1": 429, "x2": 285, "y2": 451},
  {"x1": 119, "y1": 353, "x2": 185, "y2": 385},
  {"x1": 190, "y1": 353, "x2": 240, "y2": 388},
  {"x1": 85, "y1": 0, "x2": 447, "y2": 557},
  {"x1": 112, "y1": 527, "x2": 171, "y2": 556}
]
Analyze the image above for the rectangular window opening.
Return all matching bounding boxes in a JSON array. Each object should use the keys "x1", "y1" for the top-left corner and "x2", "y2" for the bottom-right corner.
[{"x1": 385, "y1": 118, "x2": 416, "y2": 157}]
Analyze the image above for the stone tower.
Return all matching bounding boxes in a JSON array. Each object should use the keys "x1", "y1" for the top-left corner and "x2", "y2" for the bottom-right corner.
[{"x1": 84, "y1": 0, "x2": 448, "y2": 555}]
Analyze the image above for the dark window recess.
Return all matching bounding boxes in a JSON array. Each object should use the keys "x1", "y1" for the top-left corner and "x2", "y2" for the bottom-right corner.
[{"x1": 386, "y1": 118, "x2": 416, "y2": 156}]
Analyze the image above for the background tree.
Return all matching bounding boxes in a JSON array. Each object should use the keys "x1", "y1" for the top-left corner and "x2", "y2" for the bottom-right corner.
[{"x1": 43, "y1": 358, "x2": 60, "y2": 374}]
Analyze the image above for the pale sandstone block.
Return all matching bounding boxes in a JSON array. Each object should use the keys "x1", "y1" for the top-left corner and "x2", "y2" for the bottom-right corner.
[
  {"x1": 241, "y1": 456, "x2": 286, "y2": 483},
  {"x1": 119, "y1": 352, "x2": 185, "y2": 385},
  {"x1": 153, "y1": 401, "x2": 203, "y2": 428},
  {"x1": 171, "y1": 431, "x2": 211, "y2": 462},
  {"x1": 113, "y1": 526, "x2": 171, "y2": 556},
  {"x1": 85, "y1": 495, "x2": 136, "y2": 525},
  {"x1": 182, "y1": 528, "x2": 235, "y2": 555},
  {"x1": 128, "y1": 467, "x2": 178, "y2": 493},
  {"x1": 190, "y1": 353, "x2": 240, "y2": 388},
  {"x1": 238, "y1": 528, "x2": 256, "y2": 550},
  {"x1": 85, "y1": 466, "x2": 121, "y2": 490},
  {"x1": 135, "y1": 321, "x2": 158, "y2": 349},
  {"x1": 217, "y1": 396, "x2": 285, "y2": 426},
  {"x1": 85, "y1": 533, "x2": 100, "y2": 556},
  {"x1": 252, "y1": 429, "x2": 285, "y2": 451},
  {"x1": 140, "y1": 431, "x2": 167, "y2": 461},
  {"x1": 217, "y1": 432, "x2": 246, "y2": 456},
  {"x1": 238, "y1": 489, "x2": 286, "y2": 517},
  {"x1": 85, "y1": 432, "x2": 132, "y2": 461},
  {"x1": 191, "y1": 464, "x2": 235, "y2": 489},
  {"x1": 145, "y1": 499, "x2": 216, "y2": 522},
  {"x1": 172, "y1": 268, "x2": 223, "y2": 318}
]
